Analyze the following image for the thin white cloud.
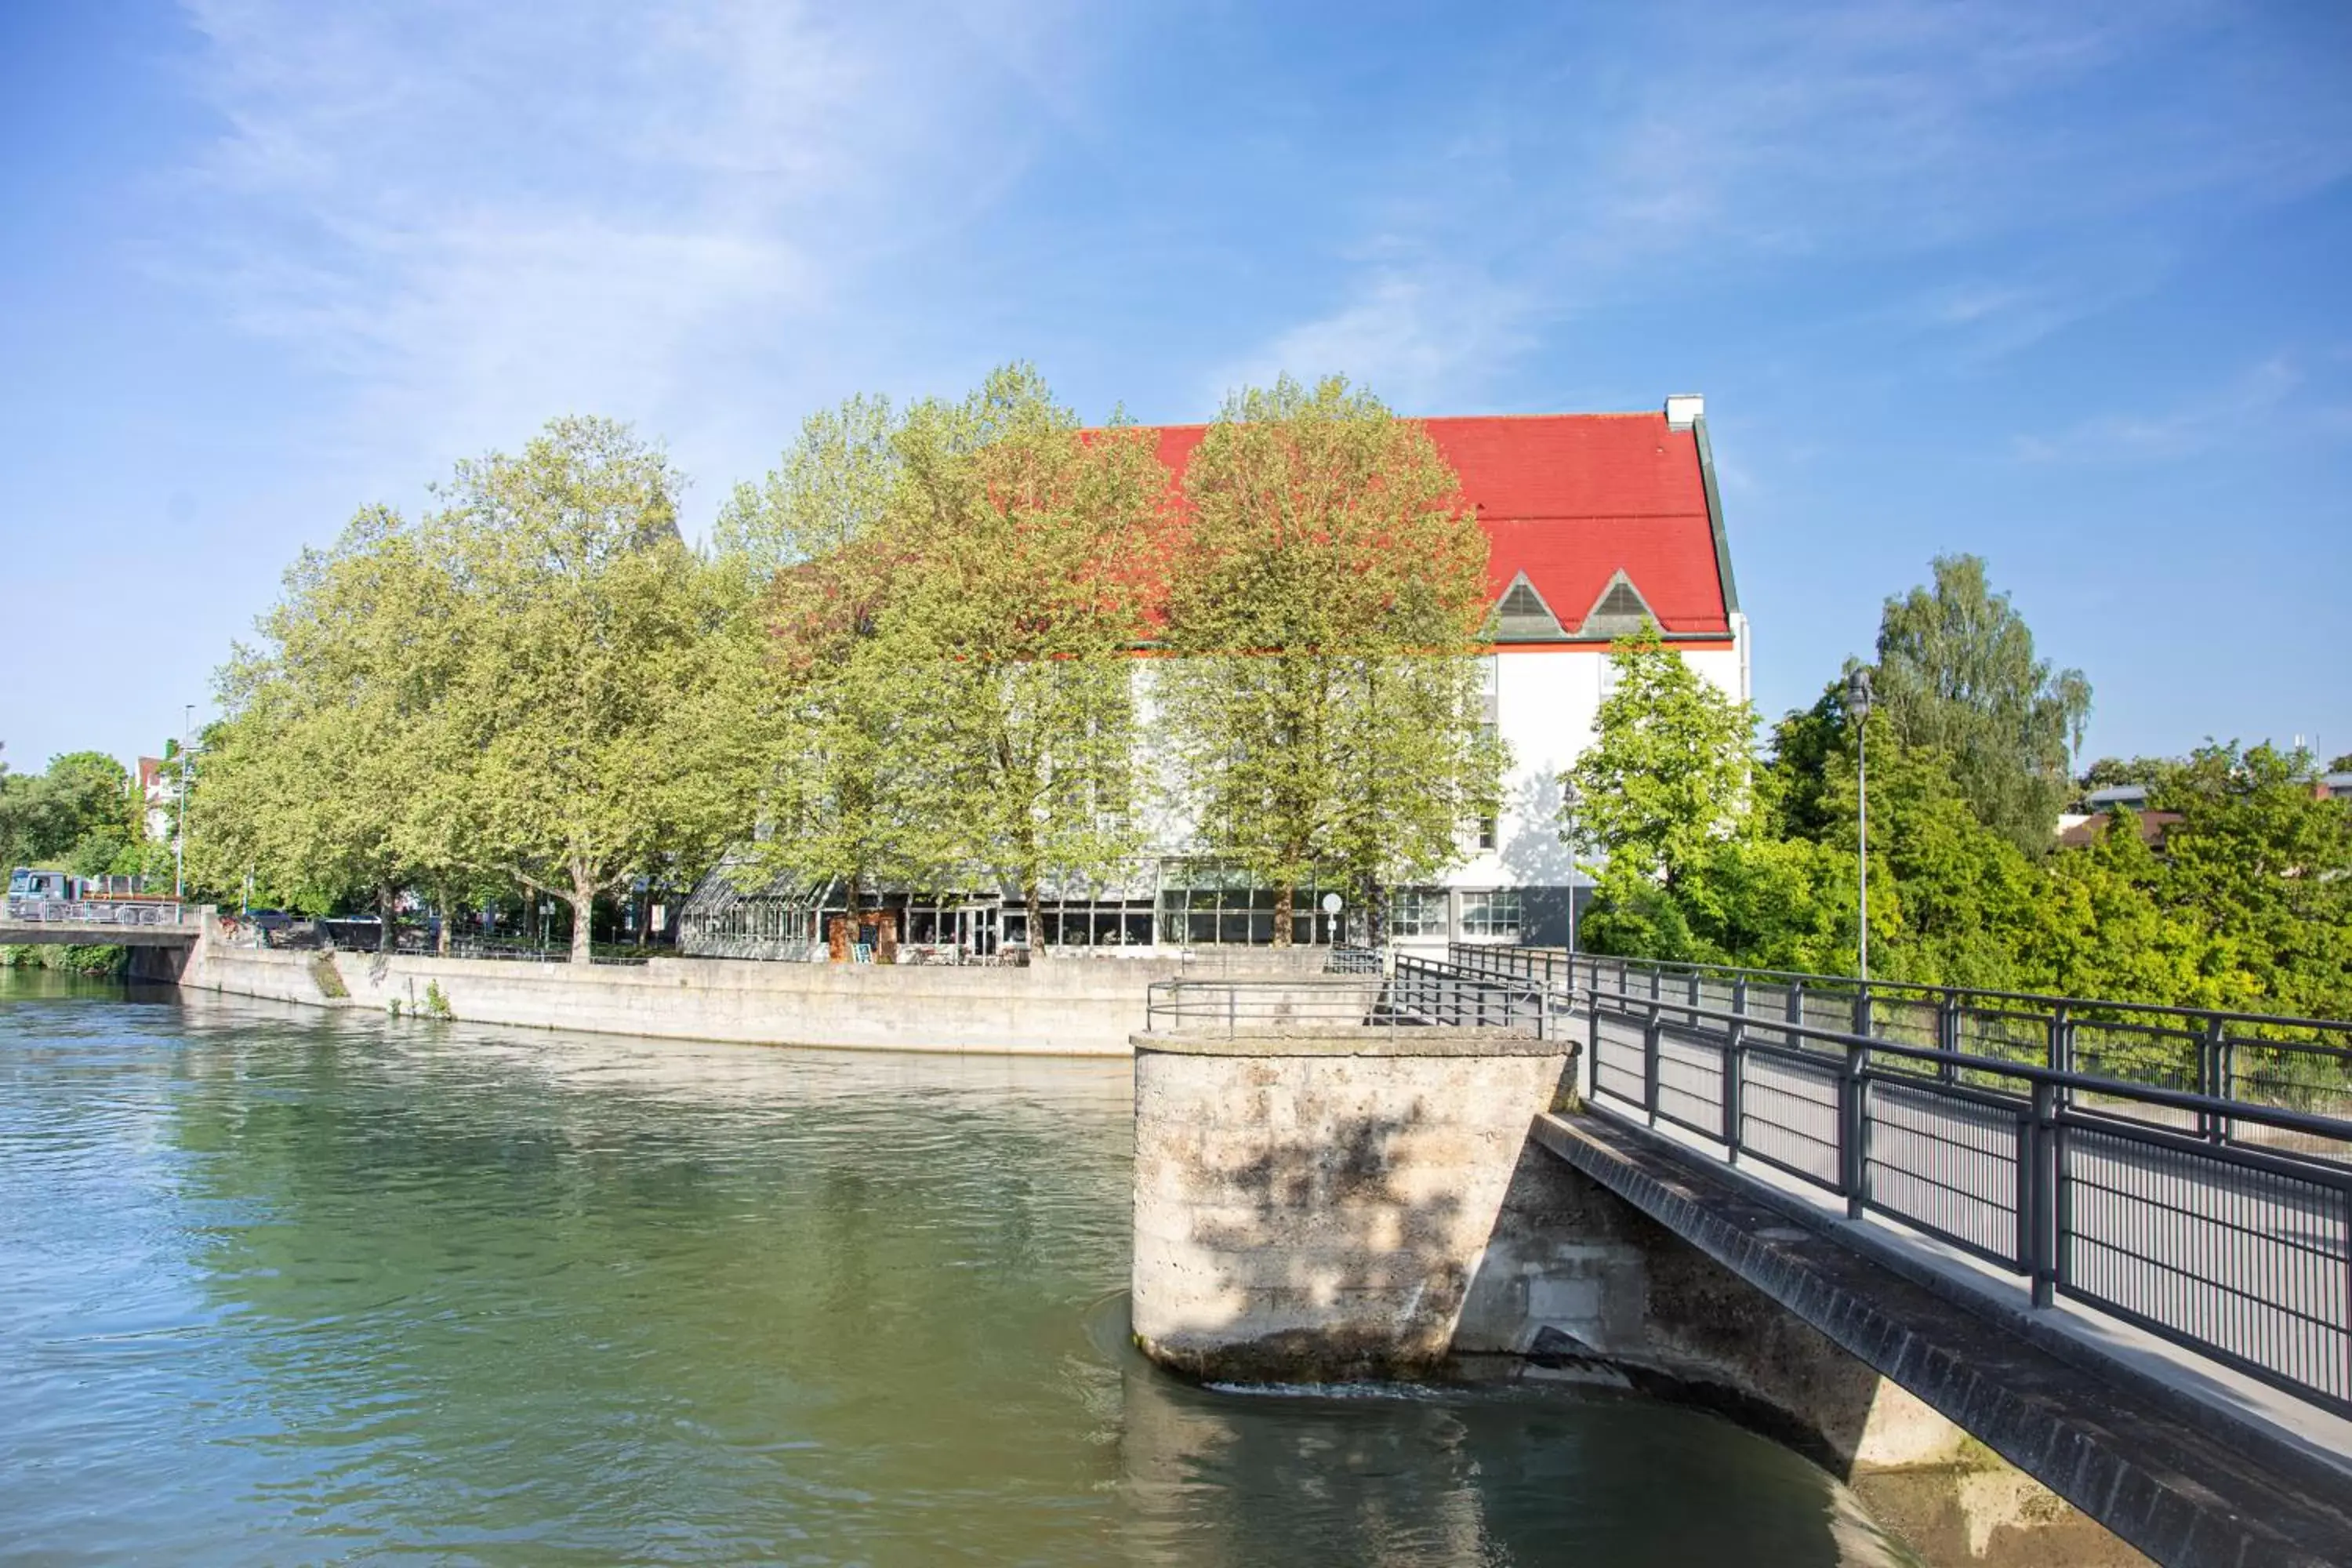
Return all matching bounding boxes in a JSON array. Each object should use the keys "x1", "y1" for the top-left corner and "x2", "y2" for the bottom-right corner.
[
  {"x1": 169, "y1": 0, "x2": 1089, "y2": 517},
  {"x1": 2012, "y1": 355, "x2": 2314, "y2": 463},
  {"x1": 1218, "y1": 0, "x2": 2352, "y2": 408},
  {"x1": 1204, "y1": 267, "x2": 1540, "y2": 413}
]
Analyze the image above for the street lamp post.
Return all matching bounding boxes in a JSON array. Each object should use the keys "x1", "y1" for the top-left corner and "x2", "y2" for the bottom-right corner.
[
  {"x1": 175, "y1": 703, "x2": 192, "y2": 898},
  {"x1": 1559, "y1": 777, "x2": 1581, "y2": 960},
  {"x1": 1846, "y1": 667, "x2": 1875, "y2": 982}
]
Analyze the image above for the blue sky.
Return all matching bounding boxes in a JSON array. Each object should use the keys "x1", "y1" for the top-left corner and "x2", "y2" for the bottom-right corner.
[{"x1": 4, "y1": 1, "x2": 2349, "y2": 775}]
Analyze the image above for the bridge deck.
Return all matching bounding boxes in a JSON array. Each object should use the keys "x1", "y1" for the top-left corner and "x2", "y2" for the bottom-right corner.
[
  {"x1": 1535, "y1": 1109, "x2": 2352, "y2": 1568},
  {"x1": 2, "y1": 898, "x2": 202, "y2": 947},
  {"x1": 0, "y1": 920, "x2": 201, "y2": 947}
]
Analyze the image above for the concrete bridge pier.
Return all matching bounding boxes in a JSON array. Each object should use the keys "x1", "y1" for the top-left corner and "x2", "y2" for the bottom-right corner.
[
  {"x1": 1131, "y1": 1029, "x2": 1574, "y2": 1383},
  {"x1": 1129, "y1": 1026, "x2": 2172, "y2": 1566},
  {"x1": 1128, "y1": 1027, "x2": 1976, "y2": 1468}
]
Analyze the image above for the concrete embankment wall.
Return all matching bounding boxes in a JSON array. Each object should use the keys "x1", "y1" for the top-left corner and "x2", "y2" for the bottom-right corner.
[{"x1": 175, "y1": 930, "x2": 1218, "y2": 1054}]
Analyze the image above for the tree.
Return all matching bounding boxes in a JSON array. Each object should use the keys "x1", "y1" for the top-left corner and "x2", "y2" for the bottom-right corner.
[
  {"x1": 192, "y1": 507, "x2": 463, "y2": 944},
  {"x1": 1561, "y1": 625, "x2": 1754, "y2": 892},
  {"x1": 1873, "y1": 554, "x2": 2090, "y2": 854},
  {"x1": 716, "y1": 394, "x2": 952, "y2": 916},
  {"x1": 428, "y1": 417, "x2": 743, "y2": 963},
  {"x1": 1154, "y1": 376, "x2": 1500, "y2": 943},
  {"x1": 2080, "y1": 755, "x2": 2183, "y2": 793},
  {"x1": 2042, "y1": 808, "x2": 2239, "y2": 1011},
  {"x1": 2153, "y1": 742, "x2": 2352, "y2": 1018},
  {"x1": 882, "y1": 367, "x2": 1167, "y2": 947},
  {"x1": 0, "y1": 750, "x2": 140, "y2": 875},
  {"x1": 715, "y1": 393, "x2": 901, "y2": 586}
]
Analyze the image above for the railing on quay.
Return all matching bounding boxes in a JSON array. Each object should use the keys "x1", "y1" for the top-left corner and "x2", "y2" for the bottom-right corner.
[
  {"x1": 440, "y1": 938, "x2": 653, "y2": 966},
  {"x1": 4, "y1": 897, "x2": 191, "y2": 927},
  {"x1": 1577, "y1": 977, "x2": 2352, "y2": 1417},
  {"x1": 1145, "y1": 954, "x2": 1552, "y2": 1040},
  {"x1": 1450, "y1": 943, "x2": 2352, "y2": 1124}
]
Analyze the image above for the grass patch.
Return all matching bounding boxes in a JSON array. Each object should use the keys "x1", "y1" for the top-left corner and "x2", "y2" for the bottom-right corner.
[{"x1": 309, "y1": 953, "x2": 350, "y2": 998}]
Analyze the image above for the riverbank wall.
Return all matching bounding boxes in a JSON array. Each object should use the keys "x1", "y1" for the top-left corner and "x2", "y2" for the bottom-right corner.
[{"x1": 165, "y1": 924, "x2": 1243, "y2": 1054}]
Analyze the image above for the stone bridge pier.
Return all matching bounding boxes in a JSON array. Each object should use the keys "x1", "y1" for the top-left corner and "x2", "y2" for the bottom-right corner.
[{"x1": 1130, "y1": 1025, "x2": 2352, "y2": 1567}]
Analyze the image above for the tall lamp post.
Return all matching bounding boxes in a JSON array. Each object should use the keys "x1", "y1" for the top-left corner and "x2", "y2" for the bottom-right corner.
[
  {"x1": 174, "y1": 703, "x2": 193, "y2": 899},
  {"x1": 1846, "y1": 667, "x2": 1875, "y2": 982},
  {"x1": 1559, "y1": 776, "x2": 1581, "y2": 961}
]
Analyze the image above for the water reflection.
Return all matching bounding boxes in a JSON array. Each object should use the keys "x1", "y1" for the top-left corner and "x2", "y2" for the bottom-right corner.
[
  {"x1": 1103, "y1": 1296, "x2": 1914, "y2": 1568},
  {"x1": 1, "y1": 978, "x2": 1916, "y2": 1565}
]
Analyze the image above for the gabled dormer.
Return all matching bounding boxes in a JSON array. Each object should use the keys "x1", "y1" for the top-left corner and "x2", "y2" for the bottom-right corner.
[
  {"x1": 1490, "y1": 571, "x2": 1567, "y2": 642},
  {"x1": 1574, "y1": 569, "x2": 1657, "y2": 640}
]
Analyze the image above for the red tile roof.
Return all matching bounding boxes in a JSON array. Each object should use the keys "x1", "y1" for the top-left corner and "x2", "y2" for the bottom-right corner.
[{"x1": 1142, "y1": 412, "x2": 1732, "y2": 638}]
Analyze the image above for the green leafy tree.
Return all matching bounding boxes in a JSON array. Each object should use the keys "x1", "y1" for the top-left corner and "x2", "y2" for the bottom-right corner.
[
  {"x1": 1872, "y1": 554, "x2": 2090, "y2": 854},
  {"x1": 1561, "y1": 624, "x2": 1755, "y2": 894},
  {"x1": 715, "y1": 393, "x2": 901, "y2": 585},
  {"x1": 2042, "y1": 808, "x2": 2240, "y2": 1010},
  {"x1": 0, "y1": 750, "x2": 143, "y2": 876},
  {"x1": 717, "y1": 394, "x2": 952, "y2": 914},
  {"x1": 192, "y1": 508, "x2": 463, "y2": 944},
  {"x1": 1155, "y1": 376, "x2": 1501, "y2": 943},
  {"x1": 429, "y1": 417, "x2": 745, "y2": 963},
  {"x1": 2154, "y1": 742, "x2": 2352, "y2": 1017},
  {"x1": 883, "y1": 367, "x2": 1167, "y2": 946},
  {"x1": 2080, "y1": 755, "x2": 2183, "y2": 794}
]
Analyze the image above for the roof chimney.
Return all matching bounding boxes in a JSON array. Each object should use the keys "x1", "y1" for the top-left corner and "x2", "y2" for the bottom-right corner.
[{"x1": 1664, "y1": 393, "x2": 1704, "y2": 430}]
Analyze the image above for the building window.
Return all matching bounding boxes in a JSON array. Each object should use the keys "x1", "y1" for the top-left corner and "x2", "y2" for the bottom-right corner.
[
  {"x1": 1389, "y1": 887, "x2": 1450, "y2": 939},
  {"x1": 1033, "y1": 898, "x2": 1156, "y2": 948},
  {"x1": 1157, "y1": 861, "x2": 1339, "y2": 946},
  {"x1": 1475, "y1": 815, "x2": 1497, "y2": 851},
  {"x1": 1461, "y1": 890, "x2": 1522, "y2": 940}
]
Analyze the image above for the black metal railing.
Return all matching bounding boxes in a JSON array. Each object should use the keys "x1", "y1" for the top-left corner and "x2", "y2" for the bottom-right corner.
[
  {"x1": 1145, "y1": 956, "x2": 1550, "y2": 1040},
  {"x1": 1579, "y1": 979, "x2": 2352, "y2": 1416},
  {"x1": 1453, "y1": 943, "x2": 2352, "y2": 1123}
]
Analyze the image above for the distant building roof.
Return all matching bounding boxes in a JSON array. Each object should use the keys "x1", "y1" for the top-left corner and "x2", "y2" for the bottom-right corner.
[
  {"x1": 1142, "y1": 405, "x2": 1737, "y2": 644},
  {"x1": 2056, "y1": 809, "x2": 2183, "y2": 851}
]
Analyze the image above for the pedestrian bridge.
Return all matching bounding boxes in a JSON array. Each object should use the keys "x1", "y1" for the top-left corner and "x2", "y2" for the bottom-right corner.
[
  {"x1": 0, "y1": 898, "x2": 204, "y2": 946},
  {"x1": 1129, "y1": 949, "x2": 2352, "y2": 1566}
]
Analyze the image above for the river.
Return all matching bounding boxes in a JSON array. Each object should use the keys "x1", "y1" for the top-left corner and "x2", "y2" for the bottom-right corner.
[{"x1": 0, "y1": 972, "x2": 1920, "y2": 1565}]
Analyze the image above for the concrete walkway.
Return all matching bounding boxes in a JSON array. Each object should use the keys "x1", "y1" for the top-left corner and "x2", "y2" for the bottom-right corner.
[{"x1": 1536, "y1": 1109, "x2": 2352, "y2": 1567}]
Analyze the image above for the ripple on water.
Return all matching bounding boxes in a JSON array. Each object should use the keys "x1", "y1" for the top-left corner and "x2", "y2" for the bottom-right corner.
[{"x1": 0, "y1": 976, "x2": 1920, "y2": 1566}]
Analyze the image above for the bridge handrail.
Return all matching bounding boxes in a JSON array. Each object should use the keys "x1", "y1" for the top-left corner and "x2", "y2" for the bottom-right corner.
[
  {"x1": 1582, "y1": 980, "x2": 2352, "y2": 1145},
  {"x1": 1454, "y1": 942, "x2": 2352, "y2": 1123},
  {"x1": 1577, "y1": 980, "x2": 2352, "y2": 1417},
  {"x1": 1455, "y1": 941, "x2": 2352, "y2": 1038},
  {"x1": 1148, "y1": 959, "x2": 1552, "y2": 1039}
]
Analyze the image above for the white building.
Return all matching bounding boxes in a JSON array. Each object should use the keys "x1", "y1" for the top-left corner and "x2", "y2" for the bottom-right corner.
[
  {"x1": 136, "y1": 756, "x2": 180, "y2": 845},
  {"x1": 682, "y1": 395, "x2": 1748, "y2": 959}
]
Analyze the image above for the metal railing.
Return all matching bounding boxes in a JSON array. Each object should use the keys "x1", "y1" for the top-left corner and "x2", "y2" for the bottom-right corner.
[
  {"x1": 1454, "y1": 944, "x2": 2352, "y2": 1123},
  {"x1": 5, "y1": 897, "x2": 191, "y2": 927},
  {"x1": 1580, "y1": 978, "x2": 2352, "y2": 1416},
  {"x1": 1145, "y1": 955, "x2": 1552, "y2": 1039}
]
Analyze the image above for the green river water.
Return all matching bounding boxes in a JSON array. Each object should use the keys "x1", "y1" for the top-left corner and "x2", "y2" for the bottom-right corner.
[{"x1": 0, "y1": 972, "x2": 1921, "y2": 1566}]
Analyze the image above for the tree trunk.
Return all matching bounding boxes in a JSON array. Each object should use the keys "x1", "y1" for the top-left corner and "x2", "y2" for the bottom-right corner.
[
  {"x1": 436, "y1": 885, "x2": 452, "y2": 956},
  {"x1": 1272, "y1": 880, "x2": 1294, "y2": 947},
  {"x1": 568, "y1": 878, "x2": 595, "y2": 966},
  {"x1": 378, "y1": 882, "x2": 399, "y2": 953},
  {"x1": 1026, "y1": 880, "x2": 1046, "y2": 961}
]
